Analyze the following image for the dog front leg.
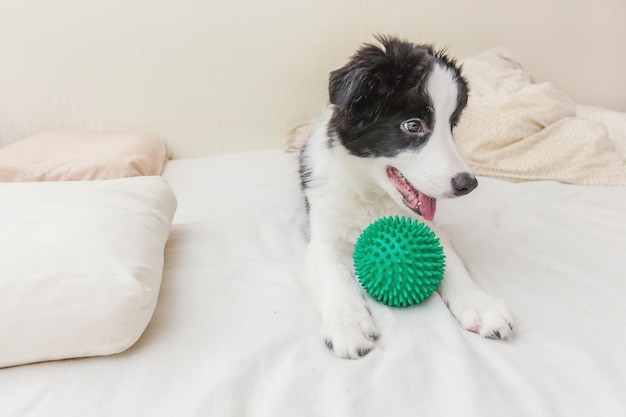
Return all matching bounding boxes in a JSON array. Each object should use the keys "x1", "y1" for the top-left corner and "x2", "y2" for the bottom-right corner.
[
  {"x1": 435, "y1": 233, "x2": 514, "y2": 339},
  {"x1": 306, "y1": 239, "x2": 380, "y2": 359}
]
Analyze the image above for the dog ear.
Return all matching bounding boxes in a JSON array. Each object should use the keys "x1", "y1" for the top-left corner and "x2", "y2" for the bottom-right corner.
[
  {"x1": 328, "y1": 39, "x2": 393, "y2": 107},
  {"x1": 328, "y1": 40, "x2": 400, "y2": 108},
  {"x1": 328, "y1": 64, "x2": 370, "y2": 106}
]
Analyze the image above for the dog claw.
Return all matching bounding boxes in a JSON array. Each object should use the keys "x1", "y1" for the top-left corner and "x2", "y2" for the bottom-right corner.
[
  {"x1": 357, "y1": 347, "x2": 373, "y2": 358},
  {"x1": 486, "y1": 330, "x2": 501, "y2": 340}
]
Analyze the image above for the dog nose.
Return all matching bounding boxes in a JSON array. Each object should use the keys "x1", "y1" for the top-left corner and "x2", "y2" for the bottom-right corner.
[{"x1": 451, "y1": 173, "x2": 478, "y2": 196}]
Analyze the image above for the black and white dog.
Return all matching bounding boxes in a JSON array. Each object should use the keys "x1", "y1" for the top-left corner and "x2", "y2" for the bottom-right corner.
[{"x1": 299, "y1": 36, "x2": 514, "y2": 359}]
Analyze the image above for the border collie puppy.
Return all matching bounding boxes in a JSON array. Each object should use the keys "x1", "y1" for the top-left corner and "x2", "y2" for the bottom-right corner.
[{"x1": 299, "y1": 36, "x2": 514, "y2": 359}]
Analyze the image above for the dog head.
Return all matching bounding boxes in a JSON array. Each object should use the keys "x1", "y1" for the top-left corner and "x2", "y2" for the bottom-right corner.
[{"x1": 328, "y1": 36, "x2": 476, "y2": 220}]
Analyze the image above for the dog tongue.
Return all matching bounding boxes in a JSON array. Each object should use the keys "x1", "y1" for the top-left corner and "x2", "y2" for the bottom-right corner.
[
  {"x1": 402, "y1": 189, "x2": 436, "y2": 220},
  {"x1": 387, "y1": 166, "x2": 437, "y2": 220},
  {"x1": 417, "y1": 193, "x2": 436, "y2": 220}
]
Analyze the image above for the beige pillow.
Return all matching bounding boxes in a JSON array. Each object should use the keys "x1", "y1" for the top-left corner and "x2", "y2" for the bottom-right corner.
[
  {"x1": 454, "y1": 48, "x2": 626, "y2": 185},
  {"x1": 0, "y1": 130, "x2": 169, "y2": 181}
]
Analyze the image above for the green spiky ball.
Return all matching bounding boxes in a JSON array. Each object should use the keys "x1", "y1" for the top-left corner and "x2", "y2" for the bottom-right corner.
[{"x1": 353, "y1": 216, "x2": 446, "y2": 307}]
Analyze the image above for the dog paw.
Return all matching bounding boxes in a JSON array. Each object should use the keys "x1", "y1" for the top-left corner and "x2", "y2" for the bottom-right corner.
[
  {"x1": 321, "y1": 303, "x2": 380, "y2": 359},
  {"x1": 446, "y1": 291, "x2": 514, "y2": 340}
]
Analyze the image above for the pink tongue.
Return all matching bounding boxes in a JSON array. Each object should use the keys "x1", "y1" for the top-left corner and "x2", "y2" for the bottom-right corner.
[
  {"x1": 400, "y1": 184, "x2": 437, "y2": 220},
  {"x1": 387, "y1": 166, "x2": 437, "y2": 220},
  {"x1": 417, "y1": 193, "x2": 436, "y2": 221}
]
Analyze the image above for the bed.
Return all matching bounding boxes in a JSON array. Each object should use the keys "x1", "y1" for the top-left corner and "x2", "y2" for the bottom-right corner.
[
  {"x1": 1, "y1": 2, "x2": 626, "y2": 415},
  {"x1": 0, "y1": 143, "x2": 625, "y2": 416}
]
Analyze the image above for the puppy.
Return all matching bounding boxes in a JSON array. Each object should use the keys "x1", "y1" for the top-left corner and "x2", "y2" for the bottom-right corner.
[{"x1": 299, "y1": 36, "x2": 514, "y2": 359}]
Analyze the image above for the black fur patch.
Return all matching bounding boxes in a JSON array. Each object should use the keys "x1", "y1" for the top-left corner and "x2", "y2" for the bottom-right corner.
[
  {"x1": 298, "y1": 142, "x2": 312, "y2": 212},
  {"x1": 327, "y1": 35, "x2": 468, "y2": 158}
]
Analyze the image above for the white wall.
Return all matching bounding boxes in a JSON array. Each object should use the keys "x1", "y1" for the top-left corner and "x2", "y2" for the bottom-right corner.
[{"x1": 1, "y1": 0, "x2": 624, "y2": 158}]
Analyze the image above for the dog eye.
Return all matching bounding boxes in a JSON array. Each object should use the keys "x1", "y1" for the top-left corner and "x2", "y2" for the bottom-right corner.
[{"x1": 401, "y1": 119, "x2": 424, "y2": 134}]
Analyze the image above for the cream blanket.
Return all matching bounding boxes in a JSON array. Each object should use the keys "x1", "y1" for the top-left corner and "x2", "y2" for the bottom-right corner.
[{"x1": 455, "y1": 48, "x2": 626, "y2": 185}]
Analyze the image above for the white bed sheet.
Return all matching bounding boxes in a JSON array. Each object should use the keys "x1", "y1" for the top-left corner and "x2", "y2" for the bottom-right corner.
[{"x1": 1, "y1": 149, "x2": 625, "y2": 417}]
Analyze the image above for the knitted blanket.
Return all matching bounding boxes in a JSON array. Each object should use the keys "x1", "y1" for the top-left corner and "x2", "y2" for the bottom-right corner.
[{"x1": 454, "y1": 48, "x2": 626, "y2": 185}]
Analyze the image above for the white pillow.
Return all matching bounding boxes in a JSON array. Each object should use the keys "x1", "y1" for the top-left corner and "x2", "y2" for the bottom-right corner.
[{"x1": 0, "y1": 176, "x2": 177, "y2": 368}]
